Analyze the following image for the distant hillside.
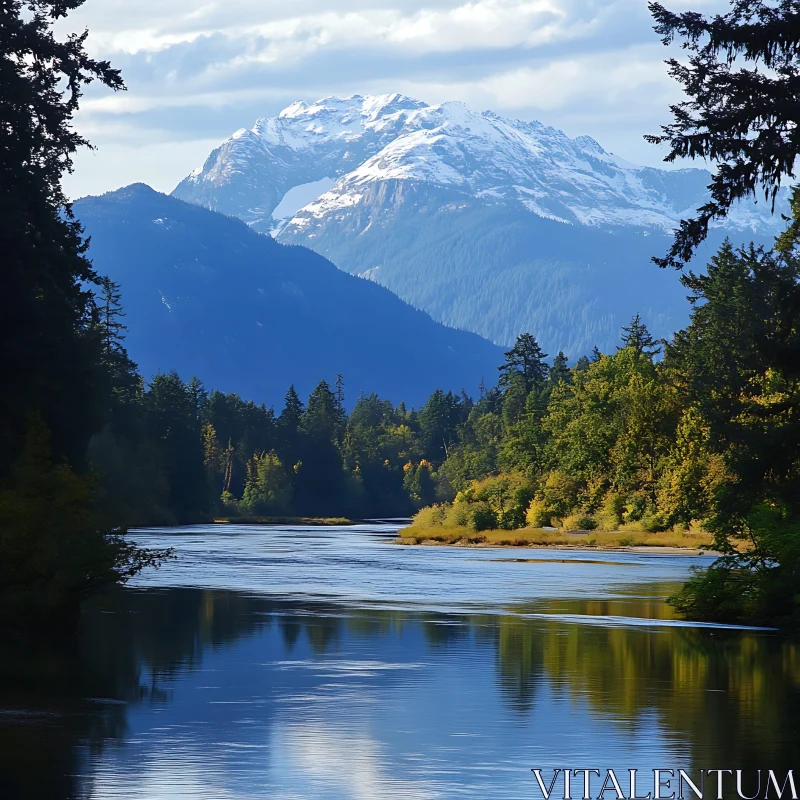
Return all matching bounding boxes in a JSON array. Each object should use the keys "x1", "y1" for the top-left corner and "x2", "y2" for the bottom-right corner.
[
  {"x1": 174, "y1": 93, "x2": 784, "y2": 354},
  {"x1": 74, "y1": 184, "x2": 503, "y2": 408}
]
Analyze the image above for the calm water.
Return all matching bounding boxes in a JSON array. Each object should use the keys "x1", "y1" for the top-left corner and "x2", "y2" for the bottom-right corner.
[{"x1": 1, "y1": 523, "x2": 798, "y2": 799}]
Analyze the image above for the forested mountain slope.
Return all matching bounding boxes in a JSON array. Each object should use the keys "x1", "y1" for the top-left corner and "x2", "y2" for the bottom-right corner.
[{"x1": 75, "y1": 184, "x2": 503, "y2": 407}]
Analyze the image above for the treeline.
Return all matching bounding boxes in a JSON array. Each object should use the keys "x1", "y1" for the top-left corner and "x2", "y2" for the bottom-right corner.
[
  {"x1": 90, "y1": 348, "x2": 475, "y2": 524},
  {"x1": 408, "y1": 232, "x2": 800, "y2": 628}
]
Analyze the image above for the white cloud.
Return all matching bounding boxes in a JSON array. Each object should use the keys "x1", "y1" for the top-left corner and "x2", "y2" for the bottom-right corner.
[{"x1": 58, "y1": 0, "x2": 697, "y2": 196}]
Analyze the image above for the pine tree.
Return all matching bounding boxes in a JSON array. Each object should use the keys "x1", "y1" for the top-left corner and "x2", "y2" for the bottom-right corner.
[
  {"x1": 498, "y1": 333, "x2": 549, "y2": 393},
  {"x1": 333, "y1": 374, "x2": 347, "y2": 440},
  {"x1": 145, "y1": 373, "x2": 209, "y2": 521},
  {"x1": 575, "y1": 355, "x2": 591, "y2": 372},
  {"x1": 549, "y1": 351, "x2": 571, "y2": 385},
  {"x1": 187, "y1": 377, "x2": 208, "y2": 421},
  {"x1": 1, "y1": 0, "x2": 125, "y2": 475},
  {"x1": 646, "y1": 0, "x2": 800, "y2": 267},
  {"x1": 303, "y1": 381, "x2": 339, "y2": 443},
  {"x1": 95, "y1": 276, "x2": 140, "y2": 411},
  {"x1": 280, "y1": 386, "x2": 304, "y2": 433},
  {"x1": 620, "y1": 314, "x2": 662, "y2": 358}
]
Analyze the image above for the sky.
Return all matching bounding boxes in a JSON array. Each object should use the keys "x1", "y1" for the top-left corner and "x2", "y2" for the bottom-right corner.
[{"x1": 61, "y1": 0, "x2": 711, "y2": 199}]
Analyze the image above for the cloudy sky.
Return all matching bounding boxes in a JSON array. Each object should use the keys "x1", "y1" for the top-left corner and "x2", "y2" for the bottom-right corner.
[{"x1": 62, "y1": 0, "x2": 708, "y2": 199}]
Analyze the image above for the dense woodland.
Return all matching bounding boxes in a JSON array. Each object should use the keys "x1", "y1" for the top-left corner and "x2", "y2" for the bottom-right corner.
[
  {"x1": 1, "y1": 0, "x2": 799, "y2": 628},
  {"x1": 81, "y1": 222, "x2": 800, "y2": 629}
]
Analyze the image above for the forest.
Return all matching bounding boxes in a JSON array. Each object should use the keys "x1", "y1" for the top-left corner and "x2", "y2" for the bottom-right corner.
[
  {"x1": 2, "y1": 0, "x2": 798, "y2": 630},
  {"x1": 73, "y1": 221, "x2": 798, "y2": 630}
]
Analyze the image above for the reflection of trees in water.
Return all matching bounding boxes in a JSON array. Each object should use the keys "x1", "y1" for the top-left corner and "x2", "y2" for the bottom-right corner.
[
  {"x1": 421, "y1": 617, "x2": 469, "y2": 648},
  {"x1": 496, "y1": 618, "x2": 545, "y2": 712},
  {"x1": 2, "y1": 588, "x2": 799, "y2": 799},
  {"x1": 0, "y1": 588, "x2": 279, "y2": 800},
  {"x1": 491, "y1": 604, "x2": 800, "y2": 771},
  {"x1": 305, "y1": 615, "x2": 342, "y2": 654},
  {"x1": 280, "y1": 617, "x2": 302, "y2": 653}
]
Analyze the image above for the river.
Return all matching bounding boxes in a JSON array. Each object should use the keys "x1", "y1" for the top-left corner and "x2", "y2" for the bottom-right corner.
[{"x1": 1, "y1": 522, "x2": 798, "y2": 799}]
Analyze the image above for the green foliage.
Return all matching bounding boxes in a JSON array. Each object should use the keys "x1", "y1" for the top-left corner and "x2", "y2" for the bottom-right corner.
[
  {"x1": 1, "y1": 0, "x2": 125, "y2": 476},
  {"x1": 0, "y1": 0, "x2": 174, "y2": 621},
  {"x1": 647, "y1": 0, "x2": 800, "y2": 267},
  {"x1": 471, "y1": 503, "x2": 499, "y2": 532},
  {"x1": 456, "y1": 473, "x2": 535, "y2": 530},
  {"x1": 405, "y1": 218, "x2": 800, "y2": 626},
  {"x1": 0, "y1": 419, "x2": 171, "y2": 621},
  {"x1": 499, "y1": 333, "x2": 549, "y2": 393},
  {"x1": 242, "y1": 451, "x2": 292, "y2": 514}
]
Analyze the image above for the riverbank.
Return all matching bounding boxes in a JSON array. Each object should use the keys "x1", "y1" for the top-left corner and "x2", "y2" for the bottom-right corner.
[
  {"x1": 396, "y1": 525, "x2": 717, "y2": 552},
  {"x1": 213, "y1": 515, "x2": 354, "y2": 526}
]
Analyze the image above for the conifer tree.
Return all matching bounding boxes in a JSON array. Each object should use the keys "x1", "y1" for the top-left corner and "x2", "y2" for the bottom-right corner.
[
  {"x1": 95, "y1": 276, "x2": 140, "y2": 413},
  {"x1": 646, "y1": 0, "x2": 800, "y2": 267},
  {"x1": 549, "y1": 351, "x2": 571, "y2": 385},
  {"x1": 620, "y1": 314, "x2": 662, "y2": 358},
  {"x1": 1, "y1": 0, "x2": 125, "y2": 474},
  {"x1": 574, "y1": 355, "x2": 591, "y2": 372},
  {"x1": 280, "y1": 386, "x2": 304, "y2": 433},
  {"x1": 303, "y1": 381, "x2": 340, "y2": 443},
  {"x1": 499, "y1": 334, "x2": 549, "y2": 393}
]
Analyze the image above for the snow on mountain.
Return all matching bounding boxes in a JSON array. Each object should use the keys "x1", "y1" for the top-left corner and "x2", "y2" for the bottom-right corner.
[
  {"x1": 172, "y1": 94, "x2": 788, "y2": 356},
  {"x1": 174, "y1": 93, "x2": 785, "y2": 237},
  {"x1": 173, "y1": 94, "x2": 428, "y2": 231}
]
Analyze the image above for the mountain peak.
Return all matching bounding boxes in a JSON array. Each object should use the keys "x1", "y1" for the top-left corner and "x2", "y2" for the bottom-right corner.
[{"x1": 174, "y1": 92, "x2": 788, "y2": 237}]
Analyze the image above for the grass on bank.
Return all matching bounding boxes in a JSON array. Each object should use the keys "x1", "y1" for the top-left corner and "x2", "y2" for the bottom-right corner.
[{"x1": 397, "y1": 525, "x2": 715, "y2": 550}]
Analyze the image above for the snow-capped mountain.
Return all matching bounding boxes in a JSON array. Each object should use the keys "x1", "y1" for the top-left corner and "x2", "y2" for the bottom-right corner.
[
  {"x1": 173, "y1": 94, "x2": 786, "y2": 355},
  {"x1": 174, "y1": 94, "x2": 428, "y2": 233}
]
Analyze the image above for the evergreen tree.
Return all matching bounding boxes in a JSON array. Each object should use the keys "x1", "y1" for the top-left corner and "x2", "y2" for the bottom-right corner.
[
  {"x1": 619, "y1": 314, "x2": 662, "y2": 358},
  {"x1": 145, "y1": 373, "x2": 209, "y2": 522},
  {"x1": 0, "y1": 0, "x2": 170, "y2": 620},
  {"x1": 280, "y1": 386, "x2": 304, "y2": 434},
  {"x1": 549, "y1": 351, "x2": 571, "y2": 385},
  {"x1": 303, "y1": 381, "x2": 340, "y2": 443},
  {"x1": 498, "y1": 333, "x2": 549, "y2": 393},
  {"x1": 646, "y1": 0, "x2": 800, "y2": 267},
  {"x1": 574, "y1": 355, "x2": 591, "y2": 372},
  {"x1": 187, "y1": 377, "x2": 208, "y2": 421},
  {"x1": 334, "y1": 374, "x2": 347, "y2": 440},
  {"x1": 94, "y1": 275, "x2": 141, "y2": 430},
  {"x1": 419, "y1": 389, "x2": 462, "y2": 462},
  {"x1": 1, "y1": 0, "x2": 124, "y2": 474}
]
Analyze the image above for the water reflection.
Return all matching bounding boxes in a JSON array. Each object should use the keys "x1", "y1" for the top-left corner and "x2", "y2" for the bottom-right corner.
[{"x1": 1, "y1": 585, "x2": 798, "y2": 799}]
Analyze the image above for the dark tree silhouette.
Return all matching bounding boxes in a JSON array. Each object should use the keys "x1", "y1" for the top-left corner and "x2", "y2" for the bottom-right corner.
[
  {"x1": 498, "y1": 334, "x2": 549, "y2": 393},
  {"x1": 646, "y1": 0, "x2": 800, "y2": 268},
  {"x1": 1, "y1": 0, "x2": 125, "y2": 473}
]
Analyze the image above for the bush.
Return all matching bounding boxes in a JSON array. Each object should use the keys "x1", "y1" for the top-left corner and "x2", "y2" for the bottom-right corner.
[
  {"x1": 0, "y1": 420, "x2": 172, "y2": 624},
  {"x1": 220, "y1": 490, "x2": 240, "y2": 514},
  {"x1": 444, "y1": 501, "x2": 472, "y2": 528},
  {"x1": 525, "y1": 498, "x2": 554, "y2": 528},
  {"x1": 562, "y1": 513, "x2": 599, "y2": 531},
  {"x1": 596, "y1": 492, "x2": 625, "y2": 530},
  {"x1": 458, "y1": 473, "x2": 535, "y2": 530},
  {"x1": 471, "y1": 502, "x2": 498, "y2": 531},
  {"x1": 669, "y1": 563, "x2": 754, "y2": 622},
  {"x1": 670, "y1": 506, "x2": 800, "y2": 628},
  {"x1": 412, "y1": 504, "x2": 446, "y2": 527}
]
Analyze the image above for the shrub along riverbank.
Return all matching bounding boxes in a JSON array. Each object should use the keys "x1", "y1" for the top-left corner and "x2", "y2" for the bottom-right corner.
[{"x1": 398, "y1": 522, "x2": 715, "y2": 551}]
